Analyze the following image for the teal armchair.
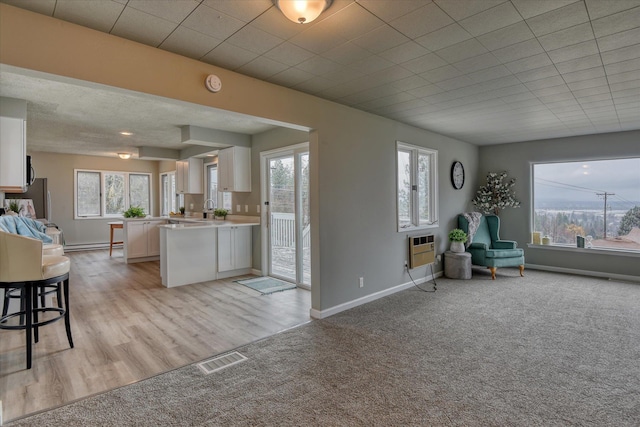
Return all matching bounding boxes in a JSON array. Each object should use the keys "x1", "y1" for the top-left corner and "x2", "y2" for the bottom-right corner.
[{"x1": 458, "y1": 214, "x2": 524, "y2": 280}]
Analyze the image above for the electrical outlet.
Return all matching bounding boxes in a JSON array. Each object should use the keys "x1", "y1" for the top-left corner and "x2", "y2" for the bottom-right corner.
[
  {"x1": 359, "y1": 277, "x2": 364, "y2": 288},
  {"x1": 436, "y1": 254, "x2": 442, "y2": 263},
  {"x1": 236, "y1": 205, "x2": 241, "y2": 212},
  {"x1": 404, "y1": 260, "x2": 408, "y2": 267},
  {"x1": 257, "y1": 205, "x2": 260, "y2": 213},
  {"x1": 244, "y1": 205, "x2": 248, "y2": 213}
]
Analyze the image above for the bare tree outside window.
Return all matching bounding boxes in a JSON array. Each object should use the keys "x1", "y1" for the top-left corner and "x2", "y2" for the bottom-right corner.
[
  {"x1": 105, "y1": 173, "x2": 125, "y2": 215},
  {"x1": 77, "y1": 171, "x2": 100, "y2": 216}
]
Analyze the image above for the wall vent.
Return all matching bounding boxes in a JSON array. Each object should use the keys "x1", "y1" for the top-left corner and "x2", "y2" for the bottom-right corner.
[
  {"x1": 408, "y1": 234, "x2": 435, "y2": 268},
  {"x1": 197, "y1": 351, "x2": 247, "y2": 375}
]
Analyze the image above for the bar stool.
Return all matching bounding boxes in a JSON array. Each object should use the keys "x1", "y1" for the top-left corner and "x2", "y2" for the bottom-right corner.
[
  {"x1": 108, "y1": 221, "x2": 123, "y2": 256},
  {"x1": 2, "y1": 243, "x2": 65, "y2": 322},
  {"x1": 0, "y1": 231, "x2": 73, "y2": 369}
]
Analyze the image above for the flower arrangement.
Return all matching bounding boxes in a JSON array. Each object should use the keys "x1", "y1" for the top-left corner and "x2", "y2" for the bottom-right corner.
[
  {"x1": 472, "y1": 171, "x2": 521, "y2": 216},
  {"x1": 448, "y1": 228, "x2": 468, "y2": 243}
]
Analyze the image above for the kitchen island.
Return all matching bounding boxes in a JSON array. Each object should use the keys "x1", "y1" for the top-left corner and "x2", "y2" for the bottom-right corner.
[{"x1": 159, "y1": 216, "x2": 260, "y2": 288}]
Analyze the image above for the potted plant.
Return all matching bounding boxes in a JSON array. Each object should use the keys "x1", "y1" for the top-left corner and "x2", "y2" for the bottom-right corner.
[
  {"x1": 179, "y1": 206, "x2": 185, "y2": 215},
  {"x1": 214, "y1": 208, "x2": 228, "y2": 220},
  {"x1": 448, "y1": 228, "x2": 468, "y2": 253},
  {"x1": 123, "y1": 206, "x2": 146, "y2": 218},
  {"x1": 8, "y1": 200, "x2": 19, "y2": 214}
]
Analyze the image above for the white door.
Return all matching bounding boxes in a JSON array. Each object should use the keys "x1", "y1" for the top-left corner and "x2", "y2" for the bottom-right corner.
[{"x1": 261, "y1": 143, "x2": 310, "y2": 288}]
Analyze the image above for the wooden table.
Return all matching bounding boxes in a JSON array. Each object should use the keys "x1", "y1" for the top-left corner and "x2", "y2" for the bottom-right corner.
[{"x1": 108, "y1": 221, "x2": 123, "y2": 256}]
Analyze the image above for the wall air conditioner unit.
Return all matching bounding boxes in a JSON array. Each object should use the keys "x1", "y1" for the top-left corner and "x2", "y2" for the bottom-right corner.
[{"x1": 408, "y1": 234, "x2": 435, "y2": 269}]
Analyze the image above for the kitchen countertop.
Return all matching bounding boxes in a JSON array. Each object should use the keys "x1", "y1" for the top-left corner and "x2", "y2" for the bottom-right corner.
[{"x1": 159, "y1": 215, "x2": 260, "y2": 230}]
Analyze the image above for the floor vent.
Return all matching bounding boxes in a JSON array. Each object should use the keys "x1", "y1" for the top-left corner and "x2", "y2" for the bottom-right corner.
[{"x1": 197, "y1": 351, "x2": 248, "y2": 375}]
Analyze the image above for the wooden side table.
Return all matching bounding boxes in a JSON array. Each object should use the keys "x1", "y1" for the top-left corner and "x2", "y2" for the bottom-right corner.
[
  {"x1": 108, "y1": 221, "x2": 124, "y2": 256},
  {"x1": 444, "y1": 251, "x2": 472, "y2": 279}
]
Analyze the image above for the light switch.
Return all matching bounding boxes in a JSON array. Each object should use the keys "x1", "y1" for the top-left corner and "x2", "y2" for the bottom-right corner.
[
  {"x1": 257, "y1": 205, "x2": 260, "y2": 213},
  {"x1": 244, "y1": 205, "x2": 248, "y2": 212},
  {"x1": 236, "y1": 205, "x2": 240, "y2": 212}
]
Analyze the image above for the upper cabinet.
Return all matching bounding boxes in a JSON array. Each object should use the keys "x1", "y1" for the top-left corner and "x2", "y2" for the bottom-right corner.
[
  {"x1": 176, "y1": 157, "x2": 203, "y2": 194},
  {"x1": 0, "y1": 116, "x2": 27, "y2": 193},
  {"x1": 0, "y1": 97, "x2": 28, "y2": 193},
  {"x1": 218, "y1": 146, "x2": 251, "y2": 192}
]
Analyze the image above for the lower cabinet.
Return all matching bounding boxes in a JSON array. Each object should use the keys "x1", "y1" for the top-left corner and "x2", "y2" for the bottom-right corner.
[
  {"x1": 125, "y1": 219, "x2": 166, "y2": 262},
  {"x1": 217, "y1": 226, "x2": 251, "y2": 272}
]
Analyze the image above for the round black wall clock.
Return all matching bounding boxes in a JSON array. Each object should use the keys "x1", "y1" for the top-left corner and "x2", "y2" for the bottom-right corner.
[{"x1": 451, "y1": 161, "x2": 465, "y2": 190}]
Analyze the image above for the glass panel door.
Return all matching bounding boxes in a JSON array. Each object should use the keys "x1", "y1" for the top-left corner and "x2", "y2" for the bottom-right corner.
[
  {"x1": 299, "y1": 153, "x2": 311, "y2": 287},
  {"x1": 264, "y1": 146, "x2": 310, "y2": 288},
  {"x1": 268, "y1": 155, "x2": 297, "y2": 282}
]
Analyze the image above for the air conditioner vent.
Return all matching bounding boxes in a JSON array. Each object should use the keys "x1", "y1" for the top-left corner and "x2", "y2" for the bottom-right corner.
[{"x1": 408, "y1": 234, "x2": 435, "y2": 268}]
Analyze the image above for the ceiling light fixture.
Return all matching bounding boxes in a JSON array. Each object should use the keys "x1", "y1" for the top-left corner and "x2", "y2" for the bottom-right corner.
[
  {"x1": 120, "y1": 131, "x2": 133, "y2": 136},
  {"x1": 118, "y1": 153, "x2": 131, "y2": 160},
  {"x1": 273, "y1": 0, "x2": 332, "y2": 24}
]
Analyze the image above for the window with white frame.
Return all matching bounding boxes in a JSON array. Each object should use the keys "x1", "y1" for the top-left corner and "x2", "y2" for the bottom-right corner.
[
  {"x1": 160, "y1": 171, "x2": 182, "y2": 216},
  {"x1": 75, "y1": 169, "x2": 151, "y2": 218},
  {"x1": 396, "y1": 141, "x2": 438, "y2": 231},
  {"x1": 205, "y1": 162, "x2": 232, "y2": 212}
]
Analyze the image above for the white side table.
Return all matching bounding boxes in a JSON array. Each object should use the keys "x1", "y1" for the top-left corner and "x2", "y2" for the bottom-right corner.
[{"x1": 444, "y1": 251, "x2": 472, "y2": 279}]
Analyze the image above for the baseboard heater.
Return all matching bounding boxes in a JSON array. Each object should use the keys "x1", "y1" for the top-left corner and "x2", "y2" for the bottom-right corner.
[{"x1": 408, "y1": 234, "x2": 435, "y2": 269}]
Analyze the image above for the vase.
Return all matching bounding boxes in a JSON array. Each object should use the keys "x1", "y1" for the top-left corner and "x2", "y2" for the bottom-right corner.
[{"x1": 450, "y1": 241, "x2": 465, "y2": 253}]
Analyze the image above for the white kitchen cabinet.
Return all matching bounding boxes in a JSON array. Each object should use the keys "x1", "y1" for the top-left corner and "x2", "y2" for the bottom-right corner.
[
  {"x1": 218, "y1": 146, "x2": 251, "y2": 192},
  {"x1": 0, "y1": 116, "x2": 27, "y2": 192},
  {"x1": 217, "y1": 226, "x2": 251, "y2": 272},
  {"x1": 124, "y1": 219, "x2": 167, "y2": 262},
  {"x1": 176, "y1": 157, "x2": 203, "y2": 194}
]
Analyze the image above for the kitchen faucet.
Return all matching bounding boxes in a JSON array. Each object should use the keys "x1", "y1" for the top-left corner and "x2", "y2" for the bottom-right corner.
[{"x1": 203, "y1": 199, "x2": 215, "y2": 211}]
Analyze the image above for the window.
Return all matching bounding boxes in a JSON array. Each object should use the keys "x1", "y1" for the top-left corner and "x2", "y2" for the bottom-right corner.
[
  {"x1": 75, "y1": 169, "x2": 151, "y2": 218},
  {"x1": 205, "y1": 162, "x2": 232, "y2": 212},
  {"x1": 160, "y1": 172, "x2": 181, "y2": 216},
  {"x1": 396, "y1": 142, "x2": 438, "y2": 231},
  {"x1": 532, "y1": 158, "x2": 640, "y2": 252}
]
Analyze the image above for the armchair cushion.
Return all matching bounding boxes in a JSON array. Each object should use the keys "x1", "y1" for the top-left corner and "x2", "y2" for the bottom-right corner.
[{"x1": 485, "y1": 248, "x2": 523, "y2": 258}]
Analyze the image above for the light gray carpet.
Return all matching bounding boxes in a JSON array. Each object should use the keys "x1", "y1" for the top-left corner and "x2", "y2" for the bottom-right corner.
[{"x1": 8, "y1": 269, "x2": 640, "y2": 426}]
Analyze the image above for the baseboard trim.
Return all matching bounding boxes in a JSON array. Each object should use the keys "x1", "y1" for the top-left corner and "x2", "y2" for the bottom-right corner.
[
  {"x1": 310, "y1": 271, "x2": 442, "y2": 319},
  {"x1": 526, "y1": 264, "x2": 640, "y2": 283},
  {"x1": 63, "y1": 243, "x2": 114, "y2": 252}
]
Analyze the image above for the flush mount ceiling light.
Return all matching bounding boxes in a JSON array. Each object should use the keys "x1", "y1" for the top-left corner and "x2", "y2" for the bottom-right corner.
[
  {"x1": 118, "y1": 153, "x2": 131, "y2": 160},
  {"x1": 119, "y1": 131, "x2": 133, "y2": 136},
  {"x1": 273, "y1": 0, "x2": 333, "y2": 24}
]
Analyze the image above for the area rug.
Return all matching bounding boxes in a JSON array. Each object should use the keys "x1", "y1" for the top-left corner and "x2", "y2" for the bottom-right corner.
[{"x1": 235, "y1": 277, "x2": 296, "y2": 294}]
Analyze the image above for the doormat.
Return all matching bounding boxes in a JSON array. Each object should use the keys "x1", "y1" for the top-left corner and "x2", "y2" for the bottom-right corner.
[{"x1": 235, "y1": 277, "x2": 296, "y2": 295}]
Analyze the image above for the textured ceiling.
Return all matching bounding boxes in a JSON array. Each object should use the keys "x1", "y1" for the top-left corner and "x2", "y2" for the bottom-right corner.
[{"x1": 1, "y1": 0, "x2": 639, "y2": 157}]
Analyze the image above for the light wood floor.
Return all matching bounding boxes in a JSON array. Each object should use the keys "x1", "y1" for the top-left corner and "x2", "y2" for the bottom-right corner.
[{"x1": 0, "y1": 249, "x2": 311, "y2": 422}]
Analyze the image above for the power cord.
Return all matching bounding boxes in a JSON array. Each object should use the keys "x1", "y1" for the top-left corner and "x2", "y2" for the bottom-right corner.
[{"x1": 405, "y1": 262, "x2": 437, "y2": 292}]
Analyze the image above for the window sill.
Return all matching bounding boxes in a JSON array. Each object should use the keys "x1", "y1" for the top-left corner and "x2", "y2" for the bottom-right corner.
[
  {"x1": 398, "y1": 223, "x2": 439, "y2": 233},
  {"x1": 527, "y1": 243, "x2": 640, "y2": 258}
]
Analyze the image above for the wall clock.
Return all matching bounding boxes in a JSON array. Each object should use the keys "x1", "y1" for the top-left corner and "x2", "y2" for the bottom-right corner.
[
  {"x1": 205, "y1": 74, "x2": 222, "y2": 93},
  {"x1": 451, "y1": 161, "x2": 464, "y2": 190}
]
